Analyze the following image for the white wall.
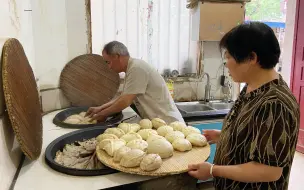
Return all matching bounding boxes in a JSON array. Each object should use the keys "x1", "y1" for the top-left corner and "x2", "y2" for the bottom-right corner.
[
  {"x1": 0, "y1": 1, "x2": 90, "y2": 188},
  {"x1": 91, "y1": 0, "x2": 235, "y2": 101},
  {"x1": 91, "y1": 0, "x2": 198, "y2": 74},
  {"x1": 31, "y1": 0, "x2": 89, "y2": 90},
  {"x1": 282, "y1": 0, "x2": 297, "y2": 86},
  {"x1": 0, "y1": 0, "x2": 35, "y2": 72},
  {"x1": 30, "y1": 0, "x2": 90, "y2": 112},
  {"x1": 0, "y1": 0, "x2": 34, "y2": 188}
]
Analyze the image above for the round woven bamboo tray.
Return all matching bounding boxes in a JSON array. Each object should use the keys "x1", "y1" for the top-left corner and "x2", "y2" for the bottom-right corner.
[
  {"x1": 2, "y1": 38, "x2": 42, "y2": 160},
  {"x1": 0, "y1": 38, "x2": 9, "y2": 116},
  {"x1": 96, "y1": 144, "x2": 210, "y2": 176},
  {"x1": 60, "y1": 54, "x2": 120, "y2": 107}
]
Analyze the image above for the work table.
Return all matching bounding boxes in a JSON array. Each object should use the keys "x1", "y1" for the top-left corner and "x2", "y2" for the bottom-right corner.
[{"x1": 14, "y1": 107, "x2": 223, "y2": 190}]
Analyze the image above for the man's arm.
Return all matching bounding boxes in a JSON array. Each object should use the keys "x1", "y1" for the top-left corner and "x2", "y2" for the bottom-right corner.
[
  {"x1": 213, "y1": 161, "x2": 282, "y2": 182},
  {"x1": 102, "y1": 96, "x2": 119, "y2": 109},
  {"x1": 91, "y1": 94, "x2": 136, "y2": 120}
]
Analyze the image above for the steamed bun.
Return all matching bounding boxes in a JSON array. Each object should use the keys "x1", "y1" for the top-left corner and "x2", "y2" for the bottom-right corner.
[
  {"x1": 169, "y1": 121, "x2": 187, "y2": 132},
  {"x1": 104, "y1": 128, "x2": 125, "y2": 138},
  {"x1": 151, "y1": 118, "x2": 166, "y2": 129},
  {"x1": 137, "y1": 129, "x2": 158, "y2": 140},
  {"x1": 147, "y1": 138, "x2": 173, "y2": 159},
  {"x1": 126, "y1": 139, "x2": 148, "y2": 152},
  {"x1": 182, "y1": 126, "x2": 201, "y2": 137},
  {"x1": 120, "y1": 149, "x2": 146, "y2": 168},
  {"x1": 165, "y1": 131, "x2": 185, "y2": 143},
  {"x1": 146, "y1": 134, "x2": 166, "y2": 144},
  {"x1": 96, "y1": 133, "x2": 118, "y2": 142},
  {"x1": 120, "y1": 132, "x2": 142, "y2": 143},
  {"x1": 118, "y1": 123, "x2": 140, "y2": 133},
  {"x1": 140, "y1": 154, "x2": 162, "y2": 171},
  {"x1": 186, "y1": 133, "x2": 207, "y2": 147},
  {"x1": 139, "y1": 119, "x2": 153, "y2": 129},
  {"x1": 157, "y1": 125, "x2": 174, "y2": 137},
  {"x1": 103, "y1": 139, "x2": 126, "y2": 157},
  {"x1": 113, "y1": 146, "x2": 131, "y2": 162},
  {"x1": 172, "y1": 138, "x2": 192, "y2": 152}
]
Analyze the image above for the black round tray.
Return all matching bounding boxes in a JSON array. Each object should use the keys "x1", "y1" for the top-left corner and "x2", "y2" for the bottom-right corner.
[
  {"x1": 45, "y1": 125, "x2": 119, "y2": 176},
  {"x1": 53, "y1": 106, "x2": 123, "y2": 129}
]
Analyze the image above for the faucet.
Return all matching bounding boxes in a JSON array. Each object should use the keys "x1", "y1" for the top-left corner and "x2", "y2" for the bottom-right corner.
[{"x1": 202, "y1": 72, "x2": 211, "y2": 102}]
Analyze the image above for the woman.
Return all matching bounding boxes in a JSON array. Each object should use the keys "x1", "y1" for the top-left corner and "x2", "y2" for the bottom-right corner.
[{"x1": 188, "y1": 22, "x2": 300, "y2": 190}]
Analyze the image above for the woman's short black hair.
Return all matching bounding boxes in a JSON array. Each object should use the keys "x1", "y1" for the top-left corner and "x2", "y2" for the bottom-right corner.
[{"x1": 219, "y1": 21, "x2": 281, "y2": 69}]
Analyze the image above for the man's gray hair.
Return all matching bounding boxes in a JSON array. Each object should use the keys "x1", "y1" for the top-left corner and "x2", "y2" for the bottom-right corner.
[{"x1": 103, "y1": 41, "x2": 130, "y2": 56}]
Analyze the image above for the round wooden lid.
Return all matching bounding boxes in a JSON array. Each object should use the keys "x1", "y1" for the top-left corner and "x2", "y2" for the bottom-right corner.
[
  {"x1": 60, "y1": 54, "x2": 120, "y2": 107},
  {"x1": 2, "y1": 38, "x2": 43, "y2": 160}
]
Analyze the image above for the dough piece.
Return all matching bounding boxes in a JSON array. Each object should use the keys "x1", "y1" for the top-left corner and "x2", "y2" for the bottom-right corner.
[
  {"x1": 79, "y1": 112, "x2": 86, "y2": 117},
  {"x1": 64, "y1": 118, "x2": 81, "y2": 124},
  {"x1": 139, "y1": 119, "x2": 153, "y2": 129},
  {"x1": 140, "y1": 154, "x2": 162, "y2": 171},
  {"x1": 151, "y1": 118, "x2": 167, "y2": 129},
  {"x1": 157, "y1": 125, "x2": 174, "y2": 137},
  {"x1": 82, "y1": 116, "x2": 97, "y2": 124},
  {"x1": 147, "y1": 138, "x2": 173, "y2": 159},
  {"x1": 182, "y1": 126, "x2": 201, "y2": 137},
  {"x1": 130, "y1": 123, "x2": 141, "y2": 132},
  {"x1": 146, "y1": 134, "x2": 166, "y2": 144},
  {"x1": 172, "y1": 138, "x2": 192, "y2": 152},
  {"x1": 104, "y1": 128, "x2": 125, "y2": 138},
  {"x1": 103, "y1": 139, "x2": 126, "y2": 157},
  {"x1": 113, "y1": 146, "x2": 131, "y2": 162},
  {"x1": 120, "y1": 149, "x2": 146, "y2": 168},
  {"x1": 186, "y1": 133, "x2": 207, "y2": 147},
  {"x1": 96, "y1": 133, "x2": 118, "y2": 142},
  {"x1": 137, "y1": 129, "x2": 158, "y2": 140},
  {"x1": 126, "y1": 139, "x2": 148, "y2": 152},
  {"x1": 66, "y1": 114, "x2": 83, "y2": 121},
  {"x1": 120, "y1": 132, "x2": 142, "y2": 143},
  {"x1": 165, "y1": 131, "x2": 185, "y2": 143},
  {"x1": 169, "y1": 121, "x2": 187, "y2": 132},
  {"x1": 118, "y1": 123, "x2": 140, "y2": 133},
  {"x1": 98, "y1": 139, "x2": 114, "y2": 149}
]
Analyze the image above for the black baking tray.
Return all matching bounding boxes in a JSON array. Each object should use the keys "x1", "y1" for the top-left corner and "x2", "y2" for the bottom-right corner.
[
  {"x1": 45, "y1": 125, "x2": 119, "y2": 176},
  {"x1": 53, "y1": 106, "x2": 123, "y2": 129}
]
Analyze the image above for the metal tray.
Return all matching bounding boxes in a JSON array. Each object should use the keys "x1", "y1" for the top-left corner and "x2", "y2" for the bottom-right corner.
[
  {"x1": 52, "y1": 106, "x2": 123, "y2": 129},
  {"x1": 45, "y1": 125, "x2": 119, "y2": 176}
]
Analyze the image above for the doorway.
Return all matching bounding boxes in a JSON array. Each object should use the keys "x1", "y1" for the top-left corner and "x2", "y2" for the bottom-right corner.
[{"x1": 291, "y1": 0, "x2": 304, "y2": 153}]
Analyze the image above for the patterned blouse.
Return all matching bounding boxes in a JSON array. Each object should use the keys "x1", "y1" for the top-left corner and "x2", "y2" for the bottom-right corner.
[{"x1": 213, "y1": 75, "x2": 300, "y2": 190}]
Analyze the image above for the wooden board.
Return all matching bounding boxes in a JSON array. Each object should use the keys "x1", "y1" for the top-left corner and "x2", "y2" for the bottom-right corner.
[
  {"x1": 96, "y1": 144, "x2": 210, "y2": 176},
  {"x1": 60, "y1": 54, "x2": 120, "y2": 107},
  {"x1": 2, "y1": 38, "x2": 42, "y2": 160}
]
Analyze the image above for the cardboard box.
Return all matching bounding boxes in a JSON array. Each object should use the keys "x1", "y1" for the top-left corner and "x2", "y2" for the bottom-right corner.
[{"x1": 192, "y1": 2, "x2": 245, "y2": 41}]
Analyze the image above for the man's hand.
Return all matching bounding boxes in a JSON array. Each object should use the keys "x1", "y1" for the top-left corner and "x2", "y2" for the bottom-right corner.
[
  {"x1": 86, "y1": 106, "x2": 103, "y2": 118},
  {"x1": 188, "y1": 162, "x2": 213, "y2": 181},
  {"x1": 90, "y1": 112, "x2": 108, "y2": 122},
  {"x1": 202, "y1": 129, "x2": 221, "y2": 144}
]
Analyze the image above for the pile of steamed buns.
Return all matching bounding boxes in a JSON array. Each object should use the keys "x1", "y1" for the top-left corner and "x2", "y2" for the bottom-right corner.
[{"x1": 96, "y1": 118, "x2": 208, "y2": 172}]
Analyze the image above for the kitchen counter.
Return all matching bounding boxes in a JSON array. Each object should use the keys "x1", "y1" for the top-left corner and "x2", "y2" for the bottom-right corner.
[
  {"x1": 14, "y1": 107, "x2": 155, "y2": 190},
  {"x1": 14, "y1": 107, "x2": 223, "y2": 190}
]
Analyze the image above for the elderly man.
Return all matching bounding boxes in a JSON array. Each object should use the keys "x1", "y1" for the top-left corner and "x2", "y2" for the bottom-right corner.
[
  {"x1": 188, "y1": 22, "x2": 300, "y2": 190},
  {"x1": 87, "y1": 41, "x2": 184, "y2": 124}
]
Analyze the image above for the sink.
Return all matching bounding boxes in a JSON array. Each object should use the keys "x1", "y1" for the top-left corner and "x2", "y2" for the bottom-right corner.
[
  {"x1": 175, "y1": 101, "x2": 234, "y2": 118},
  {"x1": 207, "y1": 102, "x2": 234, "y2": 110},
  {"x1": 177, "y1": 104, "x2": 215, "y2": 113}
]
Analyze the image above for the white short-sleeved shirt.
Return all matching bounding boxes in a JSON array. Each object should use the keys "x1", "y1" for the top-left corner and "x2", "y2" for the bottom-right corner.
[{"x1": 121, "y1": 58, "x2": 184, "y2": 124}]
